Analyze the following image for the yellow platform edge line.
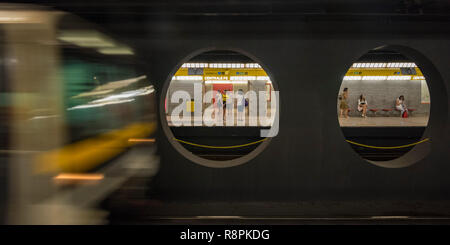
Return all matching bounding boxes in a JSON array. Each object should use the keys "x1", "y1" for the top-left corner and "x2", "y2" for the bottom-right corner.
[
  {"x1": 346, "y1": 138, "x2": 430, "y2": 149},
  {"x1": 174, "y1": 138, "x2": 267, "y2": 149}
]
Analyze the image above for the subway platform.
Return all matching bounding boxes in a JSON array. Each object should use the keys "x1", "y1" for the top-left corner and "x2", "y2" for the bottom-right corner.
[{"x1": 339, "y1": 116, "x2": 428, "y2": 127}]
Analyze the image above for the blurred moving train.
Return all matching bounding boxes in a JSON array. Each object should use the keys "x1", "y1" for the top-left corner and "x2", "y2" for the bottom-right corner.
[{"x1": 0, "y1": 4, "x2": 157, "y2": 224}]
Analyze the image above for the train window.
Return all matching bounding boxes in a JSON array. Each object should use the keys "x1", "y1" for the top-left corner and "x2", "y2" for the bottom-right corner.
[
  {"x1": 162, "y1": 50, "x2": 279, "y2": 168},
  {"x1": 337, "y1": 48, "x2": 431, "y2": 166},
  {"x1": 56, "y1": 14, "x2": 156, "y2": 146}
]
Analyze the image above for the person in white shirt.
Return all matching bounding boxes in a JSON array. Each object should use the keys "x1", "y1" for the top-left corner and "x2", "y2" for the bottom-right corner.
[
  {"x1": 396, "y1": 95, "x2": 408, "y2": 117},
  {"x1": 215, "y1": 90, "x2": 223, "y2": 122},
  {"x1": 357, "y1": 94, "x2": 368, "y2": 118}
]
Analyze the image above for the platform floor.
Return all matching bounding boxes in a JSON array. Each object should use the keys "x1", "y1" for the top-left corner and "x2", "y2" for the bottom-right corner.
[
  {"x1": 166, "y1": 115, "x2": 274, "y2": 127},
  {"x1": 166, "y1": 115, "x2": 427, "y2": 127},
  {"x1": 166, "y1": 107, "x2": 276, "y2": 127},
  {"x1": 339, "y1": 116, "x2": 428, "y2": 127},
  {"x1": 105, "y1": 198, "x2": 450, "y2": 224}
]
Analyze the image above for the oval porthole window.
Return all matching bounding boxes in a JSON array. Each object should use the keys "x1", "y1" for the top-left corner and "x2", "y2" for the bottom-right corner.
[
  {"x1": 162, "y1": 50, "x2": 279, "y2": 168},
  {"x1": 337, "y1": 48, "x2": 431, "y2": 163}
]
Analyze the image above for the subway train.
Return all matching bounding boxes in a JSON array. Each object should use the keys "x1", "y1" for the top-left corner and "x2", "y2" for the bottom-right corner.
[{"x1": 0, "y1": 4, "x2": 157, "y2": 224}]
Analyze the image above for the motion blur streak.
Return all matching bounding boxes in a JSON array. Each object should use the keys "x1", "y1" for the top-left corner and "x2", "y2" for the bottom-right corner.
[
  {"x1": 35, "y1": 122, "x2": 157, "y2": 173},
  {"x1": 53, "y1": 173, "x2": 104, "y2": 181},
  {"x1": 127, "y1": 138, "x2": 156, "y2": 143},
  {"x1": 0, "y1": 4, "x2": 158, "y2": 224}
]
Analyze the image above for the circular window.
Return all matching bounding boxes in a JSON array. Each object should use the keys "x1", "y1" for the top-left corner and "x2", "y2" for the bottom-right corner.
[
  {"x1": 337, "y1": 47, "x2": 431, "y2": 166},
  {"x1": 161, "y1": 50, "x2": 279, "y2": 168}
]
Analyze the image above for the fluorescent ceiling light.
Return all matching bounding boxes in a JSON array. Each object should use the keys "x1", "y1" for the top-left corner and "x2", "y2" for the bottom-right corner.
[
  {"x1": 351, "y1": 62, "x2": 417, "y2": 68},
  {"x1": 205, "y1": 80, "x2": 248, "y2": 84},
  {"x1": 181, "y1": 63, "x2": 260, "y2": 69},
  {"x1": 257, "y1": 76, "x2": 270, "y2": 80},
  {"x1": 387, "y1": 76, "x2": 411, "y2": 80},
  {"x1": 182, "y1": 63, "x2": 208, "y2": 68},
  {"x1": 245, "y1": 63, "x2": 261, "y2": 68},
  {"x1": 174, "y1": 76, "x2": 203, "y2": 80},
  {"x1": 343, "y1": 76, "x2": 362, "y2": 80},
  {"x1": 344, "y1": 75, "x2": 413, "y2": 81},
  {"x1": 362, "y1": 76, "x2": 387, "y2": 80},
  {"x1": 230, "y1": 76, "x2": 257, "y2": 80}
]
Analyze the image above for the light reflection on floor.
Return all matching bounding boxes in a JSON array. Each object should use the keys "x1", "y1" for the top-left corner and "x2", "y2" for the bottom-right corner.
[{"x1": 339, "y1": 116, "x2": 428, "y2": 127}]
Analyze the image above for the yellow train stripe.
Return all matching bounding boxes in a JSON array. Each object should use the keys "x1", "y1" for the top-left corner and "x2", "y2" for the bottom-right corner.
[
  {"x1": 53, "y1": 173, "x2": 104, "y2": 181},
  {"x1": 128, "y1": 138, "x2": 156, "y2": 143},
  {"x1": 35, "y1": 122, "x2": 157, "y2": 173}
]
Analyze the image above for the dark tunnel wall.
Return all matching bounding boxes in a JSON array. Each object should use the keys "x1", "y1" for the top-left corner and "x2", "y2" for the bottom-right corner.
[{"x1": 134, "y1": 19, "x2": 450, "y2": 204}]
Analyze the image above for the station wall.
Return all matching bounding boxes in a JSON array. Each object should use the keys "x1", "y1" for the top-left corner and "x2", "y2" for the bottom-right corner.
[
  {"x1": 129, "y1": 17, "x2": 450, "y2": 212},
  {"x1": 339, "y1": 79, "x2": 430, "y2": 116}
]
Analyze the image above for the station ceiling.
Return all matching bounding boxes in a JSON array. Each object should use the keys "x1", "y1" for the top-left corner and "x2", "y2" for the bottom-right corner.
[
  {"x1": 189, "y1": 51, "x2": 254, "y2": 63},
  {"x1": 14, "y1": 0, "x2": 450, "y2": 35},
  {"x1": 9, "y1": 1, "x2": 449, "y2": 63}
]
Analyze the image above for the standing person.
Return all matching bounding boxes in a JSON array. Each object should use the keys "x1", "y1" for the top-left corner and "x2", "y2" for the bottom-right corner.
[
  {"x1": 396, "y1": 95, "x2": 408, "y2": 117},
  {"x1": 358, "y1": 94, "x2": 368, "y2": 118},
  {"x1": 339, "y1": 87, "x2": 349, "y2": 118},
  {"x1": 222, "y1": 90, "x2": 228, "y2": 121},
  {"x1": 215, "y1": 90, "x2": 223, "y2": 122},
  {"x1": 236, "y1": 89, "x2": 245, "y2": 123}
]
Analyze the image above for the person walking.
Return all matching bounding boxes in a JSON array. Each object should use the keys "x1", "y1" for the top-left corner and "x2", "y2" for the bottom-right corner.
[{"x1": 339, "y1": 87, "x2": 349, "y2": 118}]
